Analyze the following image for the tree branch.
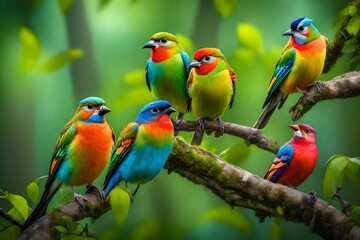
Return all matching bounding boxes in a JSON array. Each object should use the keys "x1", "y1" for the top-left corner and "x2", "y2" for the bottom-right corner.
[
  {"x1": 290, "y1": 71, "x2": 360, "y2": 121},
  {"x1": 16, "y1": 137, "x2": 360, "y2": 239},
  {"x1": 0, "y1": 208, "x2": 24, "y2": 228},
  {"x1": 17, "y1": 193, "x2": 110, "y2": 240},
  {"x1": 165, "y1": 138, "x2": 360, "y2": 240},
  {"x1": 177, "y1": 120, "x2": 280, "y2": 154}
]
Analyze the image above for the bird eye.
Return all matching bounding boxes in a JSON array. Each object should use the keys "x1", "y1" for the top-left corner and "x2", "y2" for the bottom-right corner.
[
  {"x1": 297, "y1": 25, "x2": 308, "y2": 34},
  {"x1": 202, "y1": 55, "x2": 215, "y2": 63},
  {"x1": 304, "y1": 129, "x2": 311, "y2": 134},
  {"x1": 160, "y1": 38, "x2": 167, "y2": 44},
  {"x1": 158, "y1": 38, "x2": 172, "y2": 47},
  {"x1": 151, "y1": 108, "x2": 160, "y2": 113},
  {"x1": 81, "y1": 105, "x2": 94, "y2": 112}
]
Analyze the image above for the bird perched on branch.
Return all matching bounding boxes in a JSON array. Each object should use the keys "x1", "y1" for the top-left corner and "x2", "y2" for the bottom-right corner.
[
  {"x1": 143, "y1": 32, "x2": 189, "y2": 120},
  {"x1": 103, "y1": 100, "x2": 175, "y2": 198},
  {"x1": 264, "y1": 124, "x2": 318, "y2": 187},
  {"x1": 253, "y1": 17, "x2": 326, "y2": 129},
  {"x1": 23, "y1": 97, "x2": 114, "y2": 229},
  {"x1": 187, "y1": 48, "x2": 236, "y2": 146}
]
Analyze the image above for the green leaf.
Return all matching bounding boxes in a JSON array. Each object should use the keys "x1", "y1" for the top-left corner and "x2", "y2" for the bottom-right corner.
[
  {"x1": 340, "y1": 5, "x2": 358, "y2": 16},
  {"x1": 20, "y1": 26, "x2": 41, "y2": 71},
  {"x1": 345, "y1": 157, "x2": 360, "y2": 184},
  {"x1": 124, "y1": 69, "x2": 145, "y2": 85},
  {"x1": 269, "y1": 218, "x2": 282, "y2": 240},
  {"x1": 8, "y1": 193, "x2": 28, "y2": 220},
  {"x1": 54, "y1": 225, "x2": 68, "y2": 233},
  {"x1": 40, "y1": 48, "x2": 83, "y2": 72},
  {"x1": 175, "y1": 33, "x2": 194, "y2": 54},
  {"x1": 62, "y1": 216, "x2": 78, "y2": 232},
  {"x1": 198, "y1": 205, "x2": 252, "y2": 233},
  {"x1": 213, "y1": 0, "x2": 238, "y2": 17},
  {"x1": 26, "y1": 182, "x2": 39, "y2": 204},
  {"x1": 342, "y1": 38, "x2": 358, "y2": 54},
  {"x1": 352, "y1": 206, "x2": 360, "y2": 224},
  {"x1": 219, "y1": 142, "x2": 251, "y2": 165},
  {"x1": 322, "y1": 155, "x2": 349, "y2": 200},
  {"x1": 58, "y1": 0, "x2": 73, "y2": 15},
  {"x1": 347, "y1": 14, "x2": 360, "y2": 36},
  {"x1": 109, "y1": 186, "x2": 131, "y2": 226},
  {"x1": 0, "y1": 208, "x2": 21, "y2": 239},
  {"x1": 237, "y1": 23, "x2": 264, "y2": 53}
]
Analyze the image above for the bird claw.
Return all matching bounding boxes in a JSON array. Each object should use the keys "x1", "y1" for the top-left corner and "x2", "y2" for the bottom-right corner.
[
  {"x1": 214, "y1": 118, "x2": 224, "y2": 138},
  {"x1": 307, "y1": 191, "x2": 317, "y2": 206},
  {"x1": 309, "y1": 81, "x2": 324, "y2": 93},
  {"x1": 86, "y1": 184, "x2": 105, "y2": 202},
  {"x1": 74, "y1": 194, "x2": 87, "y2": 211},
  {"x1": 195, "y1": 118, "x2": 206, "y2": 137}
]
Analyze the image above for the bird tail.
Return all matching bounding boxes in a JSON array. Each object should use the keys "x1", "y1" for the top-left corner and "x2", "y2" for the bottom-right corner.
[
  {"x1": 22, "y1": 183, "x2": 61, "y2": 230},
  {"x1": 253, "y1": 93, "x2": 284, "y2": 129},
  {"x1": 191, "y1": 129, "x2": 204, "y2": 146}
]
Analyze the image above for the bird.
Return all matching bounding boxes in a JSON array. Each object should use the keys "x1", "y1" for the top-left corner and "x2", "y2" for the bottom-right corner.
[
  {"x1": 103, "y1": 100, "x2": 176, "y2": 198},
  {"x1": 253, "y1": 17, "x2": 327, "y2": 129},
  {"x1": 23, "y1": 97, "x2": 114, "y2": 229},
  {"x1": 187, "y1": 48, "x2": 236, "y2": 146},
  {"x1": 264, "y1": 124, "x2": 318, "y2": 187},
  {"x1": 143, "y1": 32, "x2": 190, "y2": 120}
]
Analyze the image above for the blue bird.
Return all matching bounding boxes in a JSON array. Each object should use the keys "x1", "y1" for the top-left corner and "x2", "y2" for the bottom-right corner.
[{"x1": 103, "y1": 100, "x2": 176, "y2": 198}]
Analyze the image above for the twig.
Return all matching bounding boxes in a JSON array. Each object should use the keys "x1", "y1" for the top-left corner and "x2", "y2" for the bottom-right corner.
[
  {"x1": 290, "y1": 71, "x2": 360, "y2": 121},
  {"x1": 332, "y1": 187, "x2": 351, "y2": 216},
  {"x1": 0, "y1": 208, "x2": 24, "y2": 228},
  {"x1": 177, "y1": 120, "x2": 280, "y2": 154}
]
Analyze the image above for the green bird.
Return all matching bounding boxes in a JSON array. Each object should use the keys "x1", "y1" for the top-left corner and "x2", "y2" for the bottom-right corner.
[{"x1": 188, "y1": 48, "x2": 237, "y2": 146}]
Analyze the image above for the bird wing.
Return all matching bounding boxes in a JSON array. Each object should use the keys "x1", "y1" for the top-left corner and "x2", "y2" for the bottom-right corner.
[
  {"x1": 47, "y1": 124, "x2": 77, "y2": 187},
  {"x1": 145, "y1": 59, "x2": 152, "y2": 92},
  {"x1": 181, "y1": 51, "x2": 190, "y2": 76},
  {"x1": 229, "y1": 67, "x2": 237, "y2": 108},
  {"x1": 186, "y1": 68, "x2": 195, "y2": 112},
  {"x1": 264, "y1": 144, "x2": 294, "y2": 183},
  {"x1": 263, "y1": 46, "x2": 295, "y2": 108},
  {"x1": 103, "y1": 122, "x2": 139, "y2": 188}
]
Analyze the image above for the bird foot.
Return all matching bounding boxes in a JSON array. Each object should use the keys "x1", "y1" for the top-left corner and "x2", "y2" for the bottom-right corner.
[
  {"x1": 73, "y1": 193, "x2": 88, "y2": 211},
  {"x1": 171, "y1": 118, "x2": 180, "y2": 136},
  {"x1": 307, "y1": 191, "x2": 317, "y2": 206},
  {"x1": 309, "y1": 81, "x2": 324, "y2": 93},
  {"x1": 214, "y1": 118, "x2": 225, "y2": 138},
  {"x1": 86, "y1": 184, "x2": 105, "y2": 202},
  {"x1": 196, "y1": 117, "x2": 206, "y2": 137}
]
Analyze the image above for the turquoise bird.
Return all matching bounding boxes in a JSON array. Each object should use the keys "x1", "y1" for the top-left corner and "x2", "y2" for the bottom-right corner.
[
  {"x1": 188, "y1": 48, "x2": 236, "y2": 146},
  {"x1": 103, "y1": 100, "x2": 175, "y2": 198},
  {"x1": 143, "y1": 32, "x2": 189, "y2": 119},
  {"x1": 253, "y1": 17, "x2": 326, "y2": 129},
  {"x1": 23, "y1": 97, "x2": 114, "y2": 229}
]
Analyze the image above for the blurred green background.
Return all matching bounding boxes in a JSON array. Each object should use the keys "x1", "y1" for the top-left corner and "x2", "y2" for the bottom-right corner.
[{"x1": 0, "y1": 0, "x2": 359, "y2": 239}]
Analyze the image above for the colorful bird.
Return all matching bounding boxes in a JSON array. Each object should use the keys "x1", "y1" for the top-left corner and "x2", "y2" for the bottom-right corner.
[
  {"x1": 253, "y1": 17, "x2": 326, "y2": 129},
  {"x1": 23, "y1": 97, "x2": 114, "y2": 229},
  {"x1": 143, "y1": 32, "x2": 189, "y2": 119},
  {"x1": 103, "y1": 100, "x2": 175, "y2": 198},
  {"x1": 187, "y1": 48, "x2": 236, "y2": 146},
  {"x1": 264, "y1": 124, "x2": 318, "y2": 187}
]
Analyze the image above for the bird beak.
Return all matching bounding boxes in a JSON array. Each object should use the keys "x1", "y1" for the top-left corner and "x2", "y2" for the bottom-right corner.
[
  {"x1": 289, "y1": 124, "x2": 303, "y2": 138},
  {"x1": 189, "y1": 60, "x2": 201, "y2": 69},
  {"x1": 283, "y1": 29, "x2": 295, "y2": 36},
  {"x1": 98, "y1": 106, "x2": 111, "y2": 116},
  {"x1": 143, "y1": 40, "x2": 158, "y2": 48},
  {"x1": 163, "y1": 107, "x2": 176, "y2": 116}
]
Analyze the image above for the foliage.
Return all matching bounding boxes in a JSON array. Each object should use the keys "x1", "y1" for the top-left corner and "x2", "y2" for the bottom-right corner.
[{"x1": 323, "y1": 155, "x2": 360, "y2": 200}]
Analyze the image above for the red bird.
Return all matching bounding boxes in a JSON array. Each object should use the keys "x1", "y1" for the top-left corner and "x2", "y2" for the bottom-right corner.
[{"x1": 264, "y1": 124, "x2": 318, "y2": 187}]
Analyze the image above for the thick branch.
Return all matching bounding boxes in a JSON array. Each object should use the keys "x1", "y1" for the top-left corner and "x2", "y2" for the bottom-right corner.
[
  {"x1": 165, "y1": 138, "x2": 360, "y2": 240},
  {"x1": 17, "y1": 193, "x2": 110, "y2": 240},
  {"x1": 177, "y1": 120, "x2": 280, "y2": 154},
  {"x1": 290, "y1": 71, "x2": 360, "y2": 121}
]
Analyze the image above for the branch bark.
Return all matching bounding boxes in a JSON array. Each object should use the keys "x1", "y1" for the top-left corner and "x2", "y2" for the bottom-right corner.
[{"x1": 290, "y1": 71, "x2": 360, "y2": 121}]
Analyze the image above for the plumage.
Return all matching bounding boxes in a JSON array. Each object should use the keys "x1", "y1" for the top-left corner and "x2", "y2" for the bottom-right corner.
[
  {"x1": 188, "y1": 48, "x2": 236, "y2": 146},
  {"x1": 264, "y1": 124, "x2": 318, "y2": 187},
  {"x1": 144, "y1": 32, "x2": 189, "y2": 119},
  {"x1": 23, "y1": 97, "x2": 114, "y2": 229},
  {"x1": 103, "y1": 100, "x2": 175, "y2": 198},
  {"x1": 254, "y1": 17, "x2": 326, "y2": 129}
]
